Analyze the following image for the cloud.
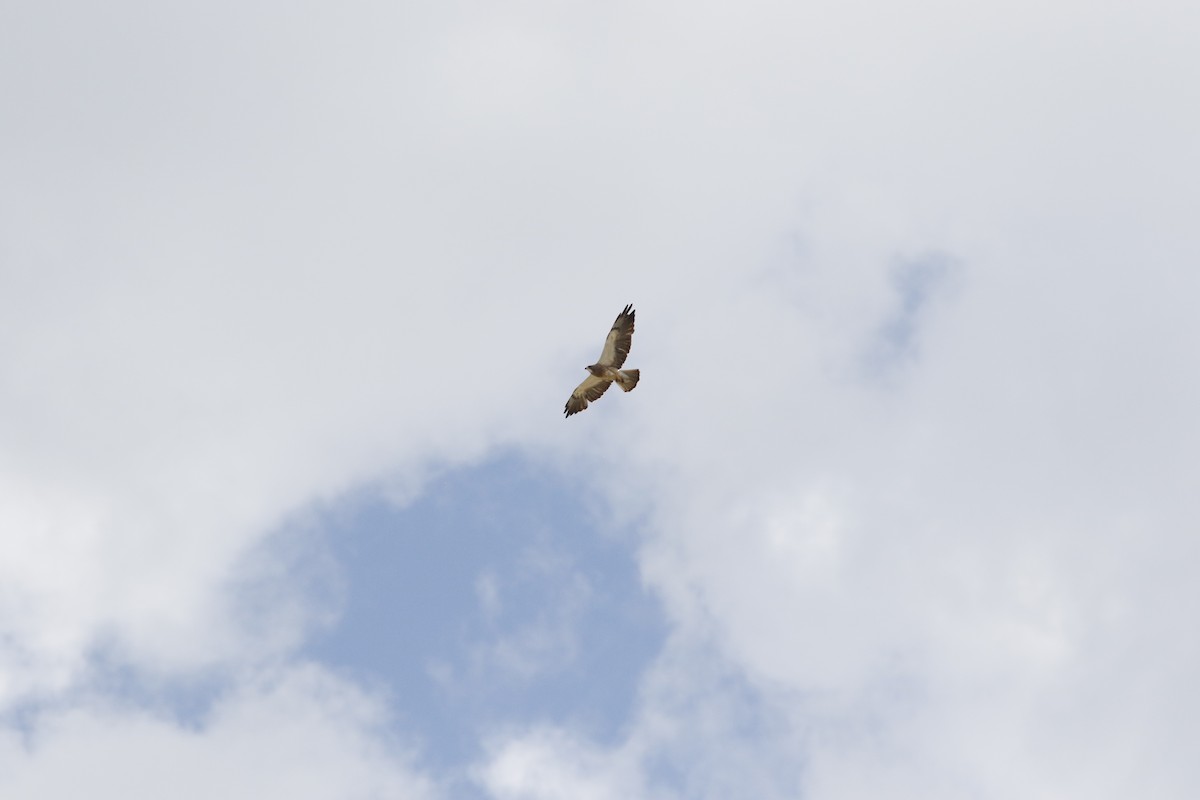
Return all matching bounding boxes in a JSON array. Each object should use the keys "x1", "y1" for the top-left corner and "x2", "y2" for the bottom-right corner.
[
  {"x1": 475, "y1": 638, "x2": 805, "y2": 800},
  {"x1": 584, "y1": 265, "x2": 1200, "y2": 796},
  {"x1": 3, "y1": 0, "x2": 1199, "y2": 797},
  {"x1": 0, "y1": 665, "x2": 437, "y2": 799},
  {"x1": 478, "y1": 728, "x2": 649, "y2": 800}
]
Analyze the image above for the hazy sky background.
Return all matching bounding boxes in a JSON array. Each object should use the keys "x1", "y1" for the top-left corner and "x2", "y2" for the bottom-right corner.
[{"x1": 3, "y1": 1, "x2": 1199, "y2": 797}]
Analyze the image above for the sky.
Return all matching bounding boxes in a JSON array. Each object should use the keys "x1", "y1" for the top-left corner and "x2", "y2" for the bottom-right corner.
[{"x1": 2, "y1": 1, "x2": 1199, "y2": 797}]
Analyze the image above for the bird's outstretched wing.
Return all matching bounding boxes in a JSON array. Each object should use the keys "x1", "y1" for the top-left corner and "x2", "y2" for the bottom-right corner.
[
  {"x1": 564, "y1": 373, "x2": 612, "y2": 417},
  {"x1": 596, "y1": 304, "x2": 635, "y2": 368}
]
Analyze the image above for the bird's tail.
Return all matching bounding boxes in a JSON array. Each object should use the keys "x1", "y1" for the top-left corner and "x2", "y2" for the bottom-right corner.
[{"x1": 617, "y1": 369, "x2": 640, "y2": 391}]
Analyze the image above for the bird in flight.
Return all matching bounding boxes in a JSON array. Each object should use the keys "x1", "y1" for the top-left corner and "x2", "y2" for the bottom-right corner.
[{"x1": 564, "y1": 304, "x2": 641, "y2": 417}]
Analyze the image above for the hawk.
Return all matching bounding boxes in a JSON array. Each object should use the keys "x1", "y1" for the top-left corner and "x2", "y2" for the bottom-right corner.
[{"x1": 564, "y1": 304, "x2": 641, "y2": 417}]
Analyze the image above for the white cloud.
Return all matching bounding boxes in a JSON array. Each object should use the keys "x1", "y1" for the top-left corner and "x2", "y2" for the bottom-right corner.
[
  {"x1": 478, "y1": 727, "x2": 652, "y2": 800},
  {"x1": 583, "y1": 260, "x2": 1200, "y2": 796},
  {"x1": 0, "y1": 665, "x2": 437, "y2": 799},
  {"x1": 3, "y1": 0, "x2": 1199, "y2": 796},
  {"x1": 475, "y1": 639, "x2": 807, "y2": 800}
]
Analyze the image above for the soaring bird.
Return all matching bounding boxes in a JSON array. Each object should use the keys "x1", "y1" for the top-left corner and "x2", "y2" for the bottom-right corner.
[{"x1": 564, "y1": 304, "x2": 640, "y2": 417}]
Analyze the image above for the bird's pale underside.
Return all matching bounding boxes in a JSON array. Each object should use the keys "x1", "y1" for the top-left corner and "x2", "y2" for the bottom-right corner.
[{"x1": 564, "y1": 304, "x2": 640, "y2": 417}]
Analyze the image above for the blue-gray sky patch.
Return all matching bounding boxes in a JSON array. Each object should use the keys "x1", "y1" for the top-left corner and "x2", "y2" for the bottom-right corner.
[
  {"x1": 865, "y1": 253, "x2": 960, "y2": 376},
  {"x1": 305, "y1": 453, "x2": 667, "y2": 774}
]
